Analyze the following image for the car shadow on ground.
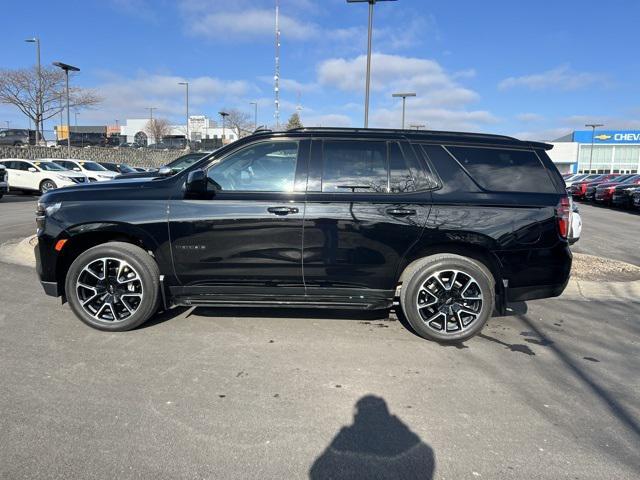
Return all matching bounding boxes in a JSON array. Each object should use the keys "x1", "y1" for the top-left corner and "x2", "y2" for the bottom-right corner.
[{"x1": 309, "y1": 395, "x2": 435, "y2": 479}]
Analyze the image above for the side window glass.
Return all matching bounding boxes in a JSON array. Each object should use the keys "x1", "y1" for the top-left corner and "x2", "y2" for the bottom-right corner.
[
  {"x1": 322, "y1": 140, "x2": 387, "y2": 193},
  {"x1": 207, "y1": 141, "x2": 299, "y2": 192},
  {"x1": 446, "y1": 146, "x2": 556, "y2": 193},
  {"x1": 389, "y1": 142, "x2": 415, "y2": 193}
]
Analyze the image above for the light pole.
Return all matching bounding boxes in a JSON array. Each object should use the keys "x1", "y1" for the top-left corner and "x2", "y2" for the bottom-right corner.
[
  {"x1": 392, "y1": 92, "x2": 416, "y2": 129},
  {"x1": 346, "y1": 0, "x2": 397, "y2": 128},
  {"x1": 250, "y1": 101, "x2": 258, "y2": 131},
  {"x1": 74, "y1": 111, "x2": 80, "y2": 126},
  {"x1": 4, "y1": 121, "x2": 10, "y2": 129},
  {"x1": 219, "y1": 111, "x2": 229, "y2": 144},
  {"x1": 25, "y1": 37, "x2": 42, "y2": 144},
  {"x1": 585, "y1": 123, "x2": 604, "y2": 173},
  {"x1": 178, "y1": 81, "x2": 189, "y2": 145},
  {"x1": 52, "y1": 61, "x2": 80, "y2": 158}
]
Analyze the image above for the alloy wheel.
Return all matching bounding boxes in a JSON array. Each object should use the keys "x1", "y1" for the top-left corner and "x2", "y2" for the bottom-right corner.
[
  {"x1": 76, "y1": 257, "x2": 144, "y2": 323},
  {"x1": 415, "y1": 269, "x2": 484, "y2": 335},
  {"x1": 41, "y1": 181, "x2": 56, "y2": 192}
]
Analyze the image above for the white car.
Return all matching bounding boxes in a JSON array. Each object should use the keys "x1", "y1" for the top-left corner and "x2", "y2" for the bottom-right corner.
[
  {"x1": 1, "y1": 158, "x2": 88, "y2": 194},
  {"x1": 48, "y1": 158, "x2": 119, "y2": 182},
  {"x1": 568, "y1": 200, "x2": 582, "y2": 245},
  {"x1": 0, "y1": 163, "x2": 8, "y2": 199}
]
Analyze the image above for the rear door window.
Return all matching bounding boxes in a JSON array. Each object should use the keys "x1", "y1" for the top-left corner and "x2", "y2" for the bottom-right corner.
[
  {"x1": 446, "y1": 146, "x2": 556, "y2": 193},
  {"x1": 322, "y1": 140, "x2": 388, "y2": 193}
]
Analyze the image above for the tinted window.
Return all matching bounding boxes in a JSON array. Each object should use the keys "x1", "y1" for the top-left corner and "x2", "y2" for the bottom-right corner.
[
  {"x1": 389, "y1": 142, "x2": 436, "y2": 192},
  {"x1": 207, "y1": 141, "x2": 298, "y2": 192},
  {"x1": 100, "y1": 163, "x2": 119, "y2": 172},
  {"x1": 420, "y1": 145, "x2": 479, "y2": 194},
  {"x1": 79, "y1": 161, "x2": 108, "y2": 172},
  {"x1": 54, "y1": 161, "x2": 73, "y2": 170},
  {"x1": 446, "y1": 146, "x2": 556, "y2": 193},
  {"x1": 322, "y1": 140, "x2": 387, "y2": 193}
]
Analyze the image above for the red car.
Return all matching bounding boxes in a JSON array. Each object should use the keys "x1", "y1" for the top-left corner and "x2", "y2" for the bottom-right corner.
[
  {"x1": 594, "y1": 175, "x2": 640, "y2": 204},
  {"x1": 569, "y1": 173, "x2": 618, "y2": 200},
  {"x1": 584, "y1": 174, "x2": 635, "y2": 201}
]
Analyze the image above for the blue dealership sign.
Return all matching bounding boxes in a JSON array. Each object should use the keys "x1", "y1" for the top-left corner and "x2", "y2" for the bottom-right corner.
[{"x1": 573, "y1": 130, "x2": 640, "y2": 144}]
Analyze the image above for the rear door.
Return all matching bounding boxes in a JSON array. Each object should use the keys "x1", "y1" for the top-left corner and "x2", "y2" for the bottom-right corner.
[
  {"x1": 7, "y1": 161, "x2": 29, "y2": 189},
  {"x1": 302, "y1": 138, "x2": 432, "y2": 300}
]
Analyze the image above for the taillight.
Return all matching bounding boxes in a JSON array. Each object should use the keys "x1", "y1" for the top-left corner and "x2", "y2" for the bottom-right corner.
[
  {"x1": 556, "y1": 197, "x2": 570, "y2": 239},
  {"x1": 579, "y1": 183, "x2": 587, "y2": 194}
]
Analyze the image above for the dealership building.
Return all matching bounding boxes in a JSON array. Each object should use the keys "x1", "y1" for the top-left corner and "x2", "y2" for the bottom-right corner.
[{"x1": 548, "y1": 130, "x2": 640, "y2": 174}]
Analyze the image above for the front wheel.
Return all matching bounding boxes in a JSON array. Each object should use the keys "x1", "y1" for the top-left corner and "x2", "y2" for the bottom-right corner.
[
  {"x1": 64, "y1": 242, "x2": 160, "y2": 331},
  {"x1": 400, "y1": 254, "x2": 495, "y2": 343},
  {"x1": 39, "y1": 179, "x2": 57, "y2": 193}
]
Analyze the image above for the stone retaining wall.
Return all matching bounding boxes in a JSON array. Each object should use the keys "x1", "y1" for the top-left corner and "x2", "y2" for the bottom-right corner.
[{"x1": 0, "y1": 146, "x2": 184, "y2": 168}]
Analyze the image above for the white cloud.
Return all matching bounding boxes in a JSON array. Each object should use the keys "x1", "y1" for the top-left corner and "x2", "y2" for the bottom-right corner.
[
  {"x1": 316, "y1": 53, "x2": 494, "y2": 130},
  {"x1": 499, "y1": 65, "x2": 609, "y2": 91},
  {"x1": 78, "y1": 72, "x2": 253, "y2": 124},
  {"x1": 516, "y1": 113, "x2": 545, "y2": 123}
]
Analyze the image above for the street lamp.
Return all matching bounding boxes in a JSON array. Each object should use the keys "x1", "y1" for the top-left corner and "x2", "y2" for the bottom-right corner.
[
  {"x1": 392, "y1": 92, "x2": 416, "y2": 129},
  {"x1": 178, "y1": 81, "x2": 189, "y2": 145},
  {"x1": 52, "y1": 61, "x2": 80, "y2": 158},
  {"x1": 346, "y1": 0, "x2": 397, "y2": 128},
  {"x1": 25, "y1": 37, "x2": 42, "y2": 144},
  {"x1": 219, "y1": 111, "x2": 229, "y2": 143},
  {"x1": 585, "y1": 123, "x2": 604, "y2": 173},
  {"x1": 250, "y1": 102, "x2": 258, "y2": 131}
]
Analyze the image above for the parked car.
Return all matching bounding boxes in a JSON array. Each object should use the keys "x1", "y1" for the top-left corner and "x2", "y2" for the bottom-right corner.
[
  {"x1": 51, "y1": 159, "x2": 119, "y2": 182},
  {"x1": 35, "y1": 128, "x2": 572, "y2": 343},
  {"x1": 611, "y1": 178, "x2": 640, "y2": 208},
  {"x1": 0, "y1": 163, "x2": 7, "y2": 199},
  {"x1": 584, "y1": 174, "x2": 635, "y2": 201},
  {"x1": 565, "y1": 174, "x2": 592, "y2": 187},
  {"x1": 568, "y1": 200, "x2": 582, "y2": 245},
  {"x1": 569, "y1": 173, "x2": 619, "y2": 200},
  {"x1": 632, "y1": 188, "x2": 640, "y2": 209},
  {"x1": 594, "y1": 175, "x2": 640, "y2": 205},
  {"x1": 57, "y1": 132, "x2": 107, "y2": 148},
  {"x1": 2, "y1": 158, "x2": 88, "y2": 193},
  {"x1": 97, "y1": 162, "x2": 137, "y2": 174},
  {"x1": 115, "y1": 152, "x2": 212, "y2": 179},
  {"x1": 0, "y1": 129, "x2": 36, "y2": 146}
]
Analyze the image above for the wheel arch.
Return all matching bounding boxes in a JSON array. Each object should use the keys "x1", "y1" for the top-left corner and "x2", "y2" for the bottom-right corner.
[{"x1": 55, "y1": 224, "x2": 159, "y2": 298}]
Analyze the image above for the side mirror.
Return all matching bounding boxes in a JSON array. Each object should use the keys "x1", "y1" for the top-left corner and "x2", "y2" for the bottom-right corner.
[
  {"x1": 158, "y1": 166, "x2": 173, "y2": 176},
  {"x1": 28, "y1": 167, "x2": 37, "y2": 172},
  {"x1": 185, "y1": 169, "x2": 209, "y2": 198}
]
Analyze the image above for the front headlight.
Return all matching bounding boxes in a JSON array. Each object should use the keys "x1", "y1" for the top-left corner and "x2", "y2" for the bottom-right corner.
[{"x1": 36, "y1": 201, "x2": 62, "y2": 233}]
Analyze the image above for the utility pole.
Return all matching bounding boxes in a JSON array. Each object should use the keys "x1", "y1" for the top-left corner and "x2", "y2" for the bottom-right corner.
[
  {"x1": 145, "y1": 107, "x2": 156, "y2": 121},
  {"x1": 178, "y1": 82, "x2": 189, "y2": 145},
  {"x1": 346, "y1": 0, "x2": 398, "y2": 128},
  {"x1": 274, "y1": 0, "x2": 281, "y2": 129},
  {"x1": 52, "y1": 61, "x2": 80, "y2": 158},
  {"x1": 585, "y1": 123, "x2": 604, "y2": 173},
  {"x1": 250, "y1": 101, "x2": 258, "y2": 130},
  {"x1": 392, "y1": 92, "x2": 416, "y2": 129},
  {"x1": 219, "y1": 111, "x2": 229, "y2": 144},
  {"x1": 25, "y1": 37, "x2": 42, "y2": 144}
]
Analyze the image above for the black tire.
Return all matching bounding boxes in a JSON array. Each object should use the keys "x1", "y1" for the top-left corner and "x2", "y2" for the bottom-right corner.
[
  {"x1": 64, "y1": 242, "x2": 160, "y2": 331},
  {"x1": 39, "y1": 179, "x2": 57, "y2": 194},
  {"x1": 399, "y1": 254, "x2": 495, "y2": 343}
]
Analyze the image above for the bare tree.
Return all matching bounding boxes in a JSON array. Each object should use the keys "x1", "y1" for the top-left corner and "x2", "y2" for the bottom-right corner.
[
  {"x1": 145, "y1": 118, "x2": 171, "y2": 144},
  {"x1": 286, "y1": 112, "x2": 303, "y2": 130},
  {"x1": 0, "y1": 66, "x2": 101, "y2": 142},
  {"x1": 221, "y1": 108, "x2": 253, "y2": 138}
]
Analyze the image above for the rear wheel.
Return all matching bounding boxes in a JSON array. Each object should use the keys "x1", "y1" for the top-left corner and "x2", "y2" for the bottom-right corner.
[
  {"x1": 400, "y1": 254, "x2": 495, "y2": 343},
  {"x1": 64, "y1": 242, "x2": 160, "y2": 331},
  {"x1": 39, "y1": 179, "x2": 57, "y2": 193}
]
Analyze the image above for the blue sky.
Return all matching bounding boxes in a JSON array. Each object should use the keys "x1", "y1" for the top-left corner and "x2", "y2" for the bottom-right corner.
[{"x1": 1, "y1": 0, "x2": 639, "y2": 140}]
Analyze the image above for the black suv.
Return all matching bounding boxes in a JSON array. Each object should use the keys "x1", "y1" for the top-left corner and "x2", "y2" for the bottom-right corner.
[{"x1": 35, "y1": 128, "x2": 572, "y2": 342}]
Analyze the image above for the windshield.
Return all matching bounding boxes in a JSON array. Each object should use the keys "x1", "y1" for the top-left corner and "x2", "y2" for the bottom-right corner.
[
  {"x1": 118, "y1": 164, "x2": 136, "y2": 173},
  {"x1": 165, "y1": 154, "x2": 207, "y2": 172},
  {"x1": 621, "y1": 175, "x2": 639, "y2": 184},
  {"x1": 33, "y1": 161, "x2": 66, "y2": 171},
  {"x1": 79, "y1": 161, "x2": 108, "y2": 172}
]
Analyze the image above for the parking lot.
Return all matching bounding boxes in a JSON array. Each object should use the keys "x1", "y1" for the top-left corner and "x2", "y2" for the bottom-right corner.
[{"x1": 1, "y1": 194, "x2": 639, "y2": 479}]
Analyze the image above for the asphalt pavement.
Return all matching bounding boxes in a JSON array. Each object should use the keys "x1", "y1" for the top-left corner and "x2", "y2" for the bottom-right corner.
[
  {"x1": 573, "y1": 202, "x2": 640, "y2": 266},
  {"x1": 0, "y1": 192, "x2": 639, "y2": 479},
  {"x1": 0, "y1": 194, "x2": 37, "y2": 244}
]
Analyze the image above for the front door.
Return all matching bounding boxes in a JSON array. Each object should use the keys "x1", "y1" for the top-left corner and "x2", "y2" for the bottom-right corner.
[
  {"x1": 168, "y1": 139, "x2": 309, "y2": 298},
  {"x1": 302, "y1": 139, "x2": 432, "y2": 299}
]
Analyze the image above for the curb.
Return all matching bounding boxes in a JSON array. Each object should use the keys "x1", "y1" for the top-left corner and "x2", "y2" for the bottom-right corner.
[
  {"x1": 1, "y1": 236, "x2": 639, "y2": 302},
  {"x1": 562, "y1": 278, "x2": 640, "y2": 302}
]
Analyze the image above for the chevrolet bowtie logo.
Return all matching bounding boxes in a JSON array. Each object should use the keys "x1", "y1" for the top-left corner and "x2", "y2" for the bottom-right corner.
[{"x1": 594, "y1": 134, "x2": 612, "y2": 141}]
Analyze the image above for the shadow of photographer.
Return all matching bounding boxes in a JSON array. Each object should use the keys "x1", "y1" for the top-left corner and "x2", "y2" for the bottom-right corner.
[{"x1": 310, "y1": 395, "x2": 435, "y2": 479}]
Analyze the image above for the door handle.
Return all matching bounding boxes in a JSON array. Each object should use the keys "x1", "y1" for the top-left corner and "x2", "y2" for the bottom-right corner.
[
  {"x1": 386, "y1": 208, "x2": 416, "y2": 216},
  {"x1": 267, "y1": 206, "x2": 299, "y2": 216}
]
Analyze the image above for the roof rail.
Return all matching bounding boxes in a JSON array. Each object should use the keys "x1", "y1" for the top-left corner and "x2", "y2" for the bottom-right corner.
[
  {"x1": 287, "y1": 127, "x2": 518, "y2": 142},
  {"x1": 253, "y1": 126, "x2": 272, "y2": 134}
]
